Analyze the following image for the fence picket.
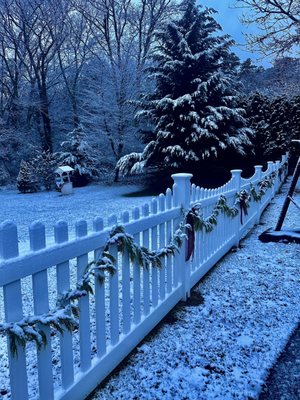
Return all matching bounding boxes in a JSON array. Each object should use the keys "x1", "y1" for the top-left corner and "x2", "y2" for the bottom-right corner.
[
  {"x1": 121, "y1": 211, "x2": 131, "y2": 334},
  {"x1": 75, "y1": 220, "x2": 91, "y2": 372},
  {"x1": 93, "y1": 217, "x2": 106, "y2": 358},
  {"x1": 196, "y1": 186, "x2": 200, "y2": 201},
  {"x1": 108, "y1": 214, "x2": 119, "y2": 346},
  {"x1": 159, "y1": 194, "x2": 166, "y2": 301},
  {"x1": 165, "y1": 189, "x2": 173, "y2": 293},
  {"x1": 191, "y1": 183, "x2": 196, "y2": 202},
  {"x1": 1, "y1": 221, "x2": 28, "y2": 400},
  {"x1": 142, "y1": 204, "x2": 150, "y2": 316},
  {"x1": 54, "y1": 221, "x2": 74, "y2": 389},
  {"x1": 151, "y1": 199, "x2": 159, "y2": 308},
  {"x1": 132, "y1": 207, "x2": 141, "y2": 325},
  {"x1": 172, "y1": 183, "x2": 180, "y2": 287},
  {"x1": 30, "y1": 221, "x2": 54, "y2": 399}
]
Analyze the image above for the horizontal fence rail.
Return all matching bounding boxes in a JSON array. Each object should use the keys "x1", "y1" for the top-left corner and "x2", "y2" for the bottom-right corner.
[{"x1": 0, "y1": 153, "x2": 288, "y2": 400}]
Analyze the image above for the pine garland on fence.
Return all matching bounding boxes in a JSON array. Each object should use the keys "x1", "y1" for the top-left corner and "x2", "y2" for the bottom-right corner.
[
  {"x1": 185, "y1": 195, "x2": 239, "y2": 260},
  {"x1": 0, "y1": 172, "x2": 279, "y2": 355},
  {"x1": 188, "y1": 195, "x2": 239, "y2": 234},
  {"x1": 250, "y1": 174, "x2": 275, "y2": 202},
  {"x1": 0, "y1": 306, "x2": 79, "y2": 357},
  {"x1": 0, "y1": 222, "x2": 187, "y2": 356},
  {"x1": 235, "y1": 189, "x2": 251, "y2": 224}
]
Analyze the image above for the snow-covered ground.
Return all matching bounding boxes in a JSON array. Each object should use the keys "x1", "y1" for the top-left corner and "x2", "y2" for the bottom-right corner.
[
  {"x1": 89, "y1": 181, "x2": 300, "y2": 400},
  {"x1": 0, "y1": 181, "x2": 299, "y2": 399},
  {"x1": 0, "y1": 184, "x2": 153, "y2": 250}
]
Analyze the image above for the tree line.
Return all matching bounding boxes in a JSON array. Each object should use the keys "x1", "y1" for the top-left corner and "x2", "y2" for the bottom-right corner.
[
  {"x1": 0, "y1": 0, "x2": 180, "y2": 184},
  {"x1": 1, "y1": 0, "x2": 299, "y2": 190}
]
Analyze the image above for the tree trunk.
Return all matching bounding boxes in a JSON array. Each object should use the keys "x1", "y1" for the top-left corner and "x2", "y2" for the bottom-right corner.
[
  {"x1": 114, "y1": 166, "x2": 120, "y2": 182},
  {"x1": 71, "y1": 94, "x2": 80, "y2": 129},
  {"x1": 39, "y1": 80, "x2": 53, "y2": 152}
]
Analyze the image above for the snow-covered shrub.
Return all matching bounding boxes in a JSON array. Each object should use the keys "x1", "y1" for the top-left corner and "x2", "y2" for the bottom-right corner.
[
  {"x1": 17, "y1": 160, "x2": 38, "y2": 193},
  {"x1": 58, "y1": 125, "x2": 99, "y2": 186}
]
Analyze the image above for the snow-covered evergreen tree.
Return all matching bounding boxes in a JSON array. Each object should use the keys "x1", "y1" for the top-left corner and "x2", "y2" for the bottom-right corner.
[
  {"x1": 31, "y1": 150, "x2": 57, "y2": 191},
  {"x1": 265, "y1": 96, "x2": 291, "y2": 158},
  {"x1": 17, "y1": 160, "x2": 38, "y2": 193},
  {"x1": 242, "y1": 92, "x2": 298, "y2": 161},
  {"x1": 291, "y1": 96, "x2": 300, "y2": 141},
  {"x1": 58, "y1": 125, "x2": 98, "y2": 186},
  {"x1": 241, "y1": 92, "x2": 271, "y2": 160},
  {"x1": 117, "y1": 0, "x2": 252, "y2": 176}
]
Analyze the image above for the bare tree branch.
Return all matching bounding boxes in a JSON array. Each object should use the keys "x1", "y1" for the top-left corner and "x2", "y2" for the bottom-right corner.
[{"x1": 235, "y1": 0, "x2": 300, "y2": 57}]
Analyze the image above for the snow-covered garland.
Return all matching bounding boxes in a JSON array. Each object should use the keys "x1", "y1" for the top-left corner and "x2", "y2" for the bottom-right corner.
[
  {"x1": 0, "y1": 173, "x2": 278, "y2": 355},
  {"x1": 250, "y1": 173, "x2": 276, "y2": 202},
  {"x1": 0, "y1": 224, "x2": 187, "y2": 356},
  {"x1": 187, "y1": 195, "x2": 239, "y2": 234},
  {"x1": 236, "y1": 173, "x2": 276, "y2": 223},
  {"x1": 185, "y1": 195, "x2": 239, "y2": 260}
]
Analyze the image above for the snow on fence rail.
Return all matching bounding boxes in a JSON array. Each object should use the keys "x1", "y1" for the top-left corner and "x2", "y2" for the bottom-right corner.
[{"x1": 0, "y1": 154, "x2": 288, "y2": 400}]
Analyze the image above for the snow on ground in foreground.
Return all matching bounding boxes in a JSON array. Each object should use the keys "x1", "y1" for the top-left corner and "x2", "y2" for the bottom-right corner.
[{"x1": 90, "y1": 182, "x2": 300, "y2": 400}]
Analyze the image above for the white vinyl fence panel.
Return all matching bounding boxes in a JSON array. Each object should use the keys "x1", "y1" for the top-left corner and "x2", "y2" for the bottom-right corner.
[{"x1": 0, "y1": 154, "x2": 288, "y2": 400}]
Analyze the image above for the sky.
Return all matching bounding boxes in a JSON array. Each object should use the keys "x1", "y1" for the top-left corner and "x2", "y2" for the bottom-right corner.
[{"x1": 198, "y1": 0, "x2": 272, "y2": 67}]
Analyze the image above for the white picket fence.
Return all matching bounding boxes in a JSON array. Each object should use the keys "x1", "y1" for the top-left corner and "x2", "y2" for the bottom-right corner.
[{"x1": 0, "y1": 154, "x2": 288, "y2": 400}]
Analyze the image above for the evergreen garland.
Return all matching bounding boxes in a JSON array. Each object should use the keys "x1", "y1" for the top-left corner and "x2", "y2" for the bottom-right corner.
[
  {"x1": 0, "y1": 173, "x2": 278, "y2": 355},
  {"x1": 0, "y1": 222, "x2": 187, "y2": 356},
  {"x1": 250, "y1": 174, "x2": 275, "y2": 202},
  {"x1": 188, "y1": 195, "x2": 239, "y2": 234},
  {"x1": 235, "y1": 189, "x2": 251, "y2": 224}
]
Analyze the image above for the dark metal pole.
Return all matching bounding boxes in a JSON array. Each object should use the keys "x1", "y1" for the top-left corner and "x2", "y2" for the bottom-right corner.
[{"x1": 275, "y1": 156, "x2": 300, "y2": 231}]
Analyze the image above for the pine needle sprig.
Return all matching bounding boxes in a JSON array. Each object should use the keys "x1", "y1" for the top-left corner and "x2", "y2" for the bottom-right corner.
[
  {"x1": 188, "y1": 195, "x2": 238, "y2": 234},
  {"x1": 250, "y1": 174, "x2": 276, "y2": 202},
  {"x1": 2, "y1": 306, "x2": 79, "y2": 356}
]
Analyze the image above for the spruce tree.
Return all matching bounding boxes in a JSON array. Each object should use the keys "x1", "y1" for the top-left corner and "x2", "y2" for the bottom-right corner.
[
  {"x1": 17, "y1": 160, "x2": 38, "y2": 193},
  {"x1": 117, "y1": 0, "x2": 252, "y2": 176},
  {"x1": 59, "y1": 125, "x2": 98, "y2": 186},
  {"x1": 31, "y1": 150, "x2": 57, "y2": 191}
]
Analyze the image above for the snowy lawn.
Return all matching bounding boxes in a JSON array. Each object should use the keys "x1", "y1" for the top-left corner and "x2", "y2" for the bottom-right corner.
[
  {"x1": 88, "y1": 180, "x2": 300, "y2": 400},
  {"x1": 0, "y1": 183, "x2": 153, "y2": 249}
]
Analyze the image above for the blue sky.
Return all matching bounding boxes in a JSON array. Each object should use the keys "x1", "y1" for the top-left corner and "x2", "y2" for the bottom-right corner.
[{"x1": 198, "y1": 0, "x2": 272, "y2": 67}]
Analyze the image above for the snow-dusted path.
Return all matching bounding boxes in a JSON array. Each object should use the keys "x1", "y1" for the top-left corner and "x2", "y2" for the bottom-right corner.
[
  {"x1": 259, "y1": 323, "x2": 300, "y2": 399},
  {"x1": 89, "y1": 181, "x2": 300, "y2": 400}
]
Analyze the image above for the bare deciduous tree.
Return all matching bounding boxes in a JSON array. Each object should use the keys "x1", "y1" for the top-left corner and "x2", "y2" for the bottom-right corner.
[
  {"x1": 72, "y1": 0, "x2": 180, "y2": 180},
  {"x1": 57, "y1": 8, "x2": 93, "y2": 129},
  {"x1": 1, "y1": 0, "x2": 70, "y2": 152},
  {"x1": 235, "y1": 0, "x2": 300, "y2": 57}
]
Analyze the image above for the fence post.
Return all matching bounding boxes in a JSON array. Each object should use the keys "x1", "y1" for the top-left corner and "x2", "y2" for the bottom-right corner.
[
  {"x1": 171, "y1": 173, "x2": 193, "y2": 301},
  {"x1": 254, "y1": 165, "x2": 262, "y2": 224},
  {"x1": 275, "y1": 161, "x2": 281, "y2": 192},
  {"x1": 231, "y1": 170, "x2": 242, "y2": 247},
  {"x1": 0, "y1": 221, "x2": 29, "y2": 400},
  {"x1": 267, "y1": 161, "x2": 275, "y2": 198}
]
